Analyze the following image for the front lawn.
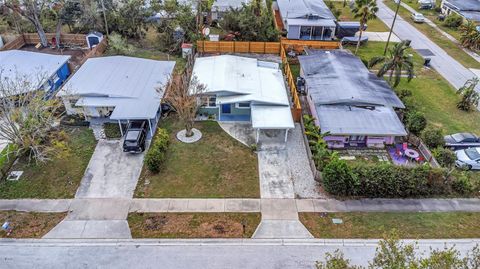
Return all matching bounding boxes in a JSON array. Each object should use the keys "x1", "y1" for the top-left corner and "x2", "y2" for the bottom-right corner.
[
  {"x1": 349, "y1": 41, "x2": 480, "y2": 135},
  {"x1": 300, "y1": 212, "x2": 480, "y2": 238},
  {"x1": 135, "y1": 117, "x2": 260, "y2": 198},
  {"x1": 0, "y1": 211, "x2": 66, "y2": 238},
  {"x1": 384, "y1": 0, "x2": 480, "y2": 69},
  {"x1": 330, "y1": 1, "x2": 390, "y2": 32},
  {"x1": 128, "y1": 213, "x2": 261, "y2": 238},
  {"x1": 0, "y1": 127, "x2": 97, "y2": 199}
]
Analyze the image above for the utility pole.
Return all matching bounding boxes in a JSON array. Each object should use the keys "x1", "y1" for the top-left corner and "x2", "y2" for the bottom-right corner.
[
  {"x1": 100, "y1": 0, "x2": 109, "y2": 36},
  {"x1": 384, "y1": 0, "x2": 401, "y2": 55}
]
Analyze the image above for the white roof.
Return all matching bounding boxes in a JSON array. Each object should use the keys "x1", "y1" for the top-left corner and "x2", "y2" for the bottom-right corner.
[
  {"x1": 59, "y1": 56, "x2": 175, "y2": 120},
  {"x1": 0, "y1": 50, "x2": 70, "y2": 95},
  {"x1": 193, "y1": 55, "x2": 294, "y2": 129},
  {"x1": 212, "y1": 0, "x2": 251, "y2": 11}
]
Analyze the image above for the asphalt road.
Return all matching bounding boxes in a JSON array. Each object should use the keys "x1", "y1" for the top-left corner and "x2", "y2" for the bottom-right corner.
[
  {"x1": 1, "y1": 239, "x2": 478, "y2": 269},
  {"x1": 376, "y1": 0, "x2": 479, "y2": 90}
]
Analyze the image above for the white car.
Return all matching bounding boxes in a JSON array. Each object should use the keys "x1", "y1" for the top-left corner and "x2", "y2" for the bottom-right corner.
[
  {"x1": 411, "y1": 13, "x2": 426, "y2": 23},
  {"x1": 455, "y1": 147, "x2": 480, "y2": 170}
]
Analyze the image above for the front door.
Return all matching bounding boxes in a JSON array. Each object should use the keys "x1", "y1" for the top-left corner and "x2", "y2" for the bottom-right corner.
[{"x1": 221, "y1": 104, "x2": 231, "y2": 114}]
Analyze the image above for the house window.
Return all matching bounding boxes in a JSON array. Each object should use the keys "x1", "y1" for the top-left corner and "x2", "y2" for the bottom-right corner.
[
  {"x1": 236, "y1": 102, "x2": 250, "y2": 109},
  {"x1": 201, "y1": 96, "x2": 217, "y2": 108}
]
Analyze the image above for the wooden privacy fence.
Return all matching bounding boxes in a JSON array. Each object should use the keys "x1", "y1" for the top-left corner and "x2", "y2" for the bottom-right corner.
[
  {"x1": 280, "y1": 46, "x2": 302, "y2": 122},
  {"x1": 281, "y1": 39, "x2": 341, "y2": 52},
  {"x1": 1, "y1": 33, "x2": 88, "y2": 51},
  {"x1": 196, "y1": 41, "x2": 281, "y2": 54},
  {"x1": 81, "y1": 37, "x2": 108, "y2": 65},
  {"x1": 408, "y1": 134, "x2": 440, "y2": 168}
]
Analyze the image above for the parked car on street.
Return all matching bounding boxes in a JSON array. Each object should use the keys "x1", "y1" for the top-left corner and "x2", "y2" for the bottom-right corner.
[
  {"x1": 444, "y1": 133, "x2": 480, "y2": 150},
  {"x1": 411, "y1": 13, "x2": 426, "y2": 23},
  {"x1": 123, "y1": 120, "x2": 148, "y2": 153},
  {"x1": 455, "y1": 147, "x2": 480, "y2": 170}
]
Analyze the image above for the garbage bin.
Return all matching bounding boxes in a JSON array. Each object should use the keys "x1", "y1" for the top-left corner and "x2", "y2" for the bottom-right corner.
[{"x1": 424, "y1": 58, "x2": 431, "y2": 66}]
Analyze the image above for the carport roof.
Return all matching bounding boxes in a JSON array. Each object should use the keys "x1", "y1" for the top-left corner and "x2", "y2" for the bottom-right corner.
[
  {"x1": 251, "y1": 105, "x2": 295, "y2": 129},
  {"x1": 60, "y1": 56, "x2": 175, "y2": 120}
]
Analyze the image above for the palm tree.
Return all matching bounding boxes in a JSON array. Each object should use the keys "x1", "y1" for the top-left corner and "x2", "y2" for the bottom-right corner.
[
  {"x1": 459, "y1": 20, "x2": 480, "y2": 50},
  {"x1": 457, "y1": 77, "x2": 480, "y2": 111},
  {"x1": 352, "y1": 0, "x2": 378, "y2": 55},
  {"x1": 368, "y1": 40, "x2": 415, "y2": 88}
]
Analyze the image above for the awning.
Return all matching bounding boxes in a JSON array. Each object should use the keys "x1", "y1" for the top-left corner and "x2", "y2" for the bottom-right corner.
[{"x1": 251, "y1": 105, "x2": 295, "y2": 129}]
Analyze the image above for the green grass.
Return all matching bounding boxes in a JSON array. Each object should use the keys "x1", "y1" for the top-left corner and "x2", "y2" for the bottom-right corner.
[
  {"x1": 135, "y1": 117, "x2": 260, "y2": 198},
  {"x1": 0, "y1": 211, "x2": 66, "y2": 238},
  {"x1": 300, "y1": 212, "x2": 480, "y2": 238},
  {"x1": 128, "y1": 213, "x2": 261, "y2": 238},
  {"x1": 330, "y1": 1, "x2": 390, "y2": 32},
  {"x1": 0, "y1": 144, "x2": 16, "y2": 170},
  {"x1": 347, "y1": 41, "x2": 480, "y2": 134},
  {"x1": 0, "y1": 127, "x2": 97, "y2": 199},
  {"x1": 384, "y1": 0, "x2": 480, "y2": 69}
]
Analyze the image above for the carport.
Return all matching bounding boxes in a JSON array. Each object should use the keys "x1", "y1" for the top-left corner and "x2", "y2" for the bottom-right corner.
[
  {"x1": 251, "y1": 105, "x2": 295, "y2": 143},
  {"x1": 108, "y1": 100, "x2": 162, "y2": 137}
]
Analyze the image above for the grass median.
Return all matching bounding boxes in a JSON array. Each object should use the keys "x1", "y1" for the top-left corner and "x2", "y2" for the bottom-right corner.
[{"x1": 0, "y1": 211, "x2": 66, "y2": 238}]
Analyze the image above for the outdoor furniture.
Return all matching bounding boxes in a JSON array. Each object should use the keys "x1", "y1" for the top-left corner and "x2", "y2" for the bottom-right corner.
[{"x1": 404, "y1": 148, "x2": 420, "y2": 160}]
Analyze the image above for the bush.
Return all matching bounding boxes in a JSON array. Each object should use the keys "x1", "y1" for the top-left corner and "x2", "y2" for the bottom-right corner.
[
  {"x1": 103, "y1": 123, "x2": 125, "y2": 139},
  {"x1": 60, "y1": 114, "x2": 89, "y2": 127},
  {"x1": 452, "y1": 174, "x2": 474, "y2": 194},
  {"x1": 145, "y1": 128, "x2": 170, "y2": 173},
  {"x1": 405, "y1": 111, "x2": 427, "y2": 135},
  {"x1": 322, "y1": 158, "x2": 359, "y2": 196},
  {"x1": 443, "y1": 14, "x2": 463, "y2": 28},
  {"x1": 422, "y1": 126, "x2": 445, "y2": 148},
  {"x1": 433, "y1": 147, "x2": 456, "y2": 168}
]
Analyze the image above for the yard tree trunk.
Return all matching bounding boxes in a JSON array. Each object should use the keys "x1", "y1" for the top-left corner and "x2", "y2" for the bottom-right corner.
[
  {"x1": 355, "y1": 21, "x2": 365, "y2": 55},
  {"x1": 5, "y1": 0, "x2": 49, "y2": 47},
  {"x1": 55, "y1": 18, "x2": 62, "y2": 49},
  {"x1": 185, "y1": 120, "x2": 194, "y2": 137}
]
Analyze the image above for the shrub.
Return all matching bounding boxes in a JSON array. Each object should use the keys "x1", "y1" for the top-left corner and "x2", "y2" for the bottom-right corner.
[
  {"x1": 422, "y1": 126, "x2": 445, "y2": 148},
  {"x1": 405, "y1": 111, "x2": 427, "y2": 135},
  {"x1": 452, "y1": 174, "x2": 474, "y2": 194},
  {"x1": 443, "y1": 14, "x2": 463, "y2": 28},
  {"x1": 322, "y1": 158, "x2": 359, "y2": 196},
  {"x1": 433, "y1": 147, "x2": 456, "y2": 168},
  {"x1": 103, "y1": 123, "x2": 125, "y2": 139},
  {"x1": 145, "y1": 128, "x2": 170, "y2": 173}
]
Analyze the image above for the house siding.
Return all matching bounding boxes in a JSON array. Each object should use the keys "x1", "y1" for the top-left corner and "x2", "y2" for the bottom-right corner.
[{"x1": 287, "y1": 25, "x2": 301, "y2": 39}]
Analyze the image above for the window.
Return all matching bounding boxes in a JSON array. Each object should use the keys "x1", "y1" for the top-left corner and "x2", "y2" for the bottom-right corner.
[
  {"x1": 236, "y1": 102, "x2": 250, "y2": 109},
  {"x1": 201, "y1": 96, "x2": 217, "y2": 108}
]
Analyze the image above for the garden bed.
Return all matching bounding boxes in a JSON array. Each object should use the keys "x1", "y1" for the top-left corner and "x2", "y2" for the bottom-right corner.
[
  {"x1": 300, "y1": 212, "x2": 480, "y2": 239},
  {"x1": 0, "y1": 127, "x2": 97, "y2": 199},
  {"x1": 128, "y1": 213, "x2": 261, "y2": 238},
  {"x1": 0, "y1": 211, "x2": 66, "y2": 238},
  {"x1": 134, "y1": 117, "x2": 260, "y2": 198}
]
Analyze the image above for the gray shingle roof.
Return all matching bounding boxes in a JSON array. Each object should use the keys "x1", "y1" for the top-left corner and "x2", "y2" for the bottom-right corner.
[
  {"x1": 444, "y1": 0, "x2": 480, "y2": 12},
  {"x1": 298, "y1": 49, "x2": 405, "y2": 108},
  {"x1": 276, "y1": 0, "x2": 335, "y2": 20}
]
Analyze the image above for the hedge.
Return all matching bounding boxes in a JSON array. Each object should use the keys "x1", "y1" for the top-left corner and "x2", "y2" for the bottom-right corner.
[
  {"x1": 322, "y1": 160, "x2": 454, "y2": 198},
  {"x1": 145, "y1": 129, "x2": 170, "y2": 173}
]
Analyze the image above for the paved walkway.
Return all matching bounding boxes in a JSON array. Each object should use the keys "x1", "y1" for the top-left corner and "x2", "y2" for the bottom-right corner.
[
  {"x1": 3, "y1": 198, "x2": 480, "y2": 213},
  {"x1": 377, "y1": 0, "x2": 479, "y2": 91}
]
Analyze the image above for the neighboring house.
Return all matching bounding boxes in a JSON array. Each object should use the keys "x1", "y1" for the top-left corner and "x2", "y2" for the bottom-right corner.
[
  {"x1": 58, "y1": 56, "x2": 175, "y2": 136},
  {"x1": 275, "y1": 0, "x2": 336, "y2": 40},
  {"x1": 441, "y1": 0, "x2": 480, "y2": 24},
  {"x1": 0, "y1": 50, "x2": 71, "y2": 97},
  {"x1": 211, "y1": 0, "x2": 251, "y2": 21},
  {"x1": 192, "y1": 55, "x2": 295, "y2": 142},
  {"x1": 298, "y1": 49, "x2": 407, "y2": 149}
]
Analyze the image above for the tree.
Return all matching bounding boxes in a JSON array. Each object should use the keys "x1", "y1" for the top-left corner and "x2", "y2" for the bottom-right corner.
[
  {"x1": 3, "y1": 0, "x2": 51, "y2": 47},
  {"x1": 421, "y1": 126, "x2": 444, "y2": 148},
  {"x1": 456, "y1": 77, "x2": 480, "y2": 111},
  {"x1": 0, "y1": 70, "x2": 64, "y2": 163},
  {"x1": 370, "y1": 232, "x2": 420, "y2": 268},
  {"x1": 107, "y1": 0, "x2": 153, "y2": 39},
  {"x1": 352, "y1": 0, "x2": 378, "y2": 55},
  {"x1": 163, "y1": 61, "x2": 206, "y2": 138},
  {"x1": 459, "y1": 20, "x2": 480, "y2": 50},
  {"x1": 107, "y1": 32, "x2": 135, "y2": 55},
  {"x1": 369, "y1": 40, "x2": 415, "y2": 88},
  {"x1": 443, "y1": 13, "x2": 463, "y2": 28},
  {"x1": 405, "y1": 111, "x2": 427, "y2": 136},
  {"x1": 316, "y1": 250, "x2": 360, "y2": 269}
]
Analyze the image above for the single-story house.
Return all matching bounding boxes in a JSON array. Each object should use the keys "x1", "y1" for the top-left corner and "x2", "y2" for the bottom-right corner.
[
  {"x1": 275, "y1": 0, "x2": 336, "y2": 40},
  {"x1": 0, "y1": 50, "x2": 71, "y2": 97},
  {"x1": 192, "y1": 55, "x2": 295, "y2": 142},
  {"x1": 57, "y1": 56, "x2": 175, "y2": 136},
  {"x1": 211, "y1": 0, "x2": 251, "y2": 21},
  {"x1": 441, "y1": 0, "x2": 480, "y2": 23},
  {"x1": 298, "y1": 49, "x2": 407, "y2": 149}
]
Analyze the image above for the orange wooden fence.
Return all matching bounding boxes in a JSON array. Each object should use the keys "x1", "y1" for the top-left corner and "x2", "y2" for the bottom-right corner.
[
  {"x1": 280, "y1": 46, "x2": 302, "y2": 122},
  {"x1": 0, "y1": 35, "x2": 25, "y2": 51},
  {"x1": 197, "y1": 41, "x2": 282, "y2": 54}
]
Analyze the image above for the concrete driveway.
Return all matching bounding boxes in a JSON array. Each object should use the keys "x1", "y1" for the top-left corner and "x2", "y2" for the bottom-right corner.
[{"x1": 75, "y1": 140, "x2": 145, "y2": 199}]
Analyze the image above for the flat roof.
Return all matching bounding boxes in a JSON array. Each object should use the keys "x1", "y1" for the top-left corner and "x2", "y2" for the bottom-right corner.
[
  {"x1": 0, "y1": 50, "x2": 71, "y2": 95},
  {"x1": 59, "y1": 56, "x2": 175, "y2": 120},
  {"x1": 251, "y1": 105, "x2": 294, "y2": 129},
  {"x1": 317, "y1": 105, "x2": 407, "y2": 136},
  {"x1": 298, "y1": 49, "x2": 405, "y2": 108},
  {"x1": 276, "y1": 0, "x2": 335, "y2": 20}
]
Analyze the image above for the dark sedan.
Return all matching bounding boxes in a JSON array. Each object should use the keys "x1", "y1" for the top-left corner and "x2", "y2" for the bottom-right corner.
[{"x1": 444, "y1": 133, "x2": 480, "y2": 150}]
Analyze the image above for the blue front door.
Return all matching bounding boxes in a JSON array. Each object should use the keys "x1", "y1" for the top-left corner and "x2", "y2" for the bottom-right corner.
[{"x1": 221, "y1": 104, "x2": 231, "y2": 114}]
